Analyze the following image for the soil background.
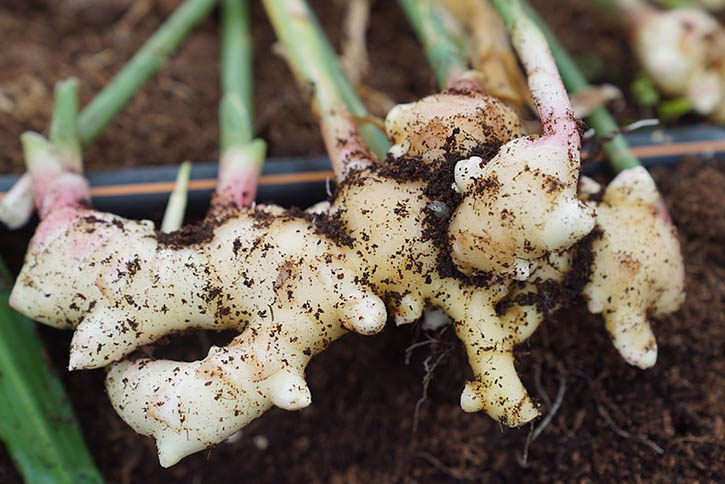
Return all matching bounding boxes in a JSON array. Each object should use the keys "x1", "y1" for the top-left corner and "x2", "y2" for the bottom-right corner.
[{"x1": 1, "y1": 1, "x2": 724, "y2": 483}]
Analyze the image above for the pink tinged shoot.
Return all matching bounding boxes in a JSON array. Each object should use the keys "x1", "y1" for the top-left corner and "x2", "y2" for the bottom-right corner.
[
  {"x1": 213, "y1": 139, "x2": 267, "y2": 211},
  {"x1": 447, "y1": 3, "x2": 595, "y2": 278}
]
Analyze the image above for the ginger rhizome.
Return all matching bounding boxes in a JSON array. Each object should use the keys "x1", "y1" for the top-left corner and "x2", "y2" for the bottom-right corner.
[
  {"x1": 619, "y1": 0, "x2": 725, "y2": 122},
  {"x1": 9, "y1": 0, "x2": 686, "y2": 469}
]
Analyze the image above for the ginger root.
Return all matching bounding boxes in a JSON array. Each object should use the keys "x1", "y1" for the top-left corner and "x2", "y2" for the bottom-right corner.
[
  {"x1": 622, "y1": 0, "x2": 725, "y2": 122},
  {"x1": 14, "y1": 132, "x2": 544, "y2": 465},
  {"x1": 9, "y1": 0, "x2": 685, "y2": 468},
  {"x1": 498, "y1": 169, "x2": 686, "y2": 369},
  {"x1": 582, "y1": 167, "x2": 686, "y2": 368}
]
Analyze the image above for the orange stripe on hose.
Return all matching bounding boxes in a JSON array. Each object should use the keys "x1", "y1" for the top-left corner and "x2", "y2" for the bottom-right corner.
[
  {"x1": 2, "y1": 139, "x2": 725, "y2": 200},
  {"x1": 0, "y1": 170, "x2": 335, "y2": 200}
]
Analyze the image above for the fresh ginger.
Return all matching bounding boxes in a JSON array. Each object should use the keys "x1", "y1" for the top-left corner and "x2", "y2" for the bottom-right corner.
[
  {"x1": 13, "y1": 110, "x2": 543, "y2": 465},
  {"x1": 453, "y1": 72, "x2": 591, "y2": 277},
  {"x1": 619, "y1": 0, "x2": 725, "y2": 122},
  {"x1": 581, "y1": 167, "x2": 686, "y2": 368},
  {"x1": 500, "y1": 169, "x2": 686, "y2": 369},
  {"x1": 13, "y1": 50, "x2": 568, "y2": 462},
  {"x1": 385, "y1": 79, "x2": 524, "y2": 164},
  {"x1": 8, "y1": 0, "x2": 686, "y2": 469}
]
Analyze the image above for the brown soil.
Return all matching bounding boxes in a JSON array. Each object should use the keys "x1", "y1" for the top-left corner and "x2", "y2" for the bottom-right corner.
[
  {"x1": 0, "y1": 0, "x2": 431, "y2": 174},
  {"x1": 1, "y1": 1, "x2": 723, "y2": 483}
]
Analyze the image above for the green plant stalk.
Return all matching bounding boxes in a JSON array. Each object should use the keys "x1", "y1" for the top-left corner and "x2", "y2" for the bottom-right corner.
[
  {"x1": 398, "y1": 0, "x2": 469, "y2": 89},
  {"x1": 50, "y1": 79, "x2": 82, "y2": 167},
  {"x1": 0, "y1": 258, "x2": 104, "y2": 484},
  {"x1": 596, "y1": 0, "x2": 695, "y2": 10},
  {"x1": 78, "y1": 0, "x2": 218, "y2": 147},
  {"x1": 262, "y1": 0, "x2": 391, "y2": 159},
  {"x1": 516, "y1": 0, "x2": 641, "y2": 172},
  {"x1": 220, "y1": 0, "x2": 254, "y2": 150},
  {"x1": 658, "y1": 97, "x2": 692, "y2": 119}
]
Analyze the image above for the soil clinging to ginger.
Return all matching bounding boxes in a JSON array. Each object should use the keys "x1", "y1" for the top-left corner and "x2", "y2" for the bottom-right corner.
[{"x1": 0, "y1": 0, "x2": 723, "y2": 482}]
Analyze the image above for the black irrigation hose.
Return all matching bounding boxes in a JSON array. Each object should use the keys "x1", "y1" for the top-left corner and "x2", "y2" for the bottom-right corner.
[{"x1": 1, "y1": 125, "x2": 724, "y2": 224}]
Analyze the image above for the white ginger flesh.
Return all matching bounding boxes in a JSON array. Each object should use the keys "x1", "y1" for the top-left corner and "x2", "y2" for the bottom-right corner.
[{"x1": 623, "y1": 0, "x2": 725, "y2": 122}]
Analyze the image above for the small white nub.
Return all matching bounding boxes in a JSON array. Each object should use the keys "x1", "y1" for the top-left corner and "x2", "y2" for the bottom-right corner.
[
  {"x1": 607, "y1": 166, "x2": 659, "y2": 205},
  {"x1": 306, "y1": 201, "x2": 331, "y2": 215},
  {"x1": 343, "y1": 294, "x2": 387, "y2": 335},
  {"x1": 613, "y1": 336, "x2": 658, "y2": 369},
  {"x1": 388, "y1": 143, "x2": 408, "y2": 159},
  {"x1": 541, "y1": 200, "x2": 595, "y2": 250},
  {"x1": 513, "y1": 259, "x2": 531, "y2": 281},
  {"x1": 421, "y1": 308, "x2": 451, "y2": 331},
  {"x1": 454, "y1": 156, "x2": 484, "y2": 192},
  {"x1": 460, "y1": 382, "x2": 481, "y2": 413},
  {"x1": 267, "y1": 371, "x2": 312, "y2": 411},
  {"x1": 393, "y1": 294, "x2": 424, "y2": 326},
  {"x1": 578, "y1": 176, "x2": 602, "y2": 199}
]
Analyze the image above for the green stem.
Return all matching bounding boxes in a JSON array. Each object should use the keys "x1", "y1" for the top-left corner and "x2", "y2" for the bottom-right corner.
[
  {"x1": 49, "y1": 79, "x2": 81, "y2": 166},
  {"x1": 220, "y1": 0, "x2": 254, "y2": 150},
  {"x1": 262, "y1": 0, "x2": 391, "y2": 159},
  {"x1": 398, "y1": 0, "x2": 469, "y2": 89},
  {"x1": 656, "y1": 0, "x2": 697, "y2": 7},
  {"x1": 490, "y1": 0, "x2": 519, "y2": 29},
  {"x1": 519, "y1": 0, "x2": 641, "y2": 172},
  {"x1": 78, "y1": 0, "x2": 218, "y2": 147},
  {"x1": 658, "y1": 97, "x2": 692, "y2": 119},
  {"x1": 0, "y1": 259, "x2": 103, "y2": 484}
]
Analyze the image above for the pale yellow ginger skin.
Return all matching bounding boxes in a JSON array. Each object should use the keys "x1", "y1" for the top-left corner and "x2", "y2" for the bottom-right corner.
[
  {"x1": 12, "y1": 5, "x2": 660, "y2": 467},
  {"x1": 435, "y1": 16, "x2": 596, "y2": 279},
  {"x1": 499, "y1": 250, "x2": 571, "y2": 337},
  {"x1": 500, "y1": 170, "x2": 686, "y2": 369},
  {"x1": 334, "y1": 169, "x2": 539, "y2": 424},
  {"x1": 385, "y1": 87, "x2": 523, "y2": 164},
  {"x1": 12, "y1": 111, "x2": 548, "y2": 465},
  {"x1": 384, "y1": 87, "x2": 595, "y2": 280},
  {"x1": 627, "y1": 2, "x2": 725, "y2": 122},
  {"x1": 13, "y1": 202, "x2": 389, "y2": 466},
  {"x1": 450, "y1": 138, "x2": 595, "y2": 278},
  {"x1": 583, "y1": 167, "x2": 686, "y2": 368}
]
